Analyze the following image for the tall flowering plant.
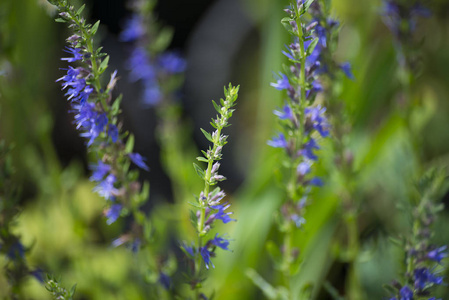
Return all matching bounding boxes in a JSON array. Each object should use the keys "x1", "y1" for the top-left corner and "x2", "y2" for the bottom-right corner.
[
  {"x1": 181, "y1": 84, "x2": 238, "y2": 299},
  {"x1": 380, "y1": 1, "x2": 447, "y2": 299},
  {"x1": 48, "y1": 0, "x2": 150, "y2": 246},
  {"x1": 386, "y1": 170, "x2": 447, "y2": 300},
  {"x1": 266, "y1": 0, "x2": 330, "y2": 284},
  {"x1": 120, "y1": 0, "x2": 186, "y2": 107}
]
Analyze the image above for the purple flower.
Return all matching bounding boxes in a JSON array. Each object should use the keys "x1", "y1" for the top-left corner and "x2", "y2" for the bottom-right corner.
[
  {"x1": 340, "y1": 62, "x2": 354, "y2": 80},
  {"x1": 159, "y1": 52, "x2": 186, "y2": 74},
  {"x1": 105, "y1": 204, "x2": 122, "y2": 225},
  {"x1": 309, "y1": 177, "x2": 323, "y2": 186},
  {"x1": 143, "y1": 83, "x2": 162, "y2": 106},
  {"x1": 129, "y1": 152, "x2": 149, "y2": 171},
  {"x1": 301, "y1": 138, "x2": 320, "y2": 161},
  {"x1": 94, "y1": 174, "x2": 118, "y2": 200},
  {"x1": 158, "y1": 272, "x2": 171, "y2": 290},
  {"x1": 427, "y1": 246, "x2": 447, "y2": 263},
  {"x1": 120, "y1": 15, "x2": 145, "y2": 42},
  {"x1": 89, "y1": 160, "x2": 111, "y2": 181},
  {"x1": 183, "y1": 245, "x2": 195, "y2": 257},
  {"x1": 270, "y1": 72, "x2": 290, "y2": 90},
  {"x1": 268, "y1": 133, "x2": 288, "y2": 148},
  {"x1": 209, "y1": 234, "x2": 230, "y2": 251},
  {"x1": 200, "y1": 247, "x2": 214, "y2": 269},
  {"x1": 399, "y1": 286, "x2": 413, "y2": 300},
  {"x1": 274, "y1": 104, "x2": 293, "y2": 120},
  {"x1": 208, "y1": 203, "x2": 236, "y2": 225},
  {"x1": 7, "y1": 242, "x2": 25, "y2": 260},
  {"x1": 297, "y1": 160, "x2": 312, "y2": 175},
  {"x1": 56, "y1": 66, "x2": 81, "y2": 88},
  {"x1": 127, "y1": 47, "x2": 155, "y2": 82},
  {"x1": 291, "y1": 214, "x2": 306, "y2": 228},
  {"x1": 305, "y1": 105, "x2": 329, "y2": 137},
  {"x1": 108, "y1": 124, "x2": 119, "y2": 143},
  {"x1": 414, "y1": 268, "x2": 443, "y2": 290},
  {"x1": 61, "y1": 47, "x2": 83, "y2": 62}
]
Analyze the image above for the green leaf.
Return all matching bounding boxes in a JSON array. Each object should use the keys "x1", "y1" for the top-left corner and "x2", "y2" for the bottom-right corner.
[
  {"x1": 196, "y1": 157, "x2": 208, "y2": 163},
  {"x1": 306, "y1": 38, "x2": 319, "y2": 57},
  {"x1": 193, "y1": 163, "x2": 205, "y2": 179},
  {"x1": 200, "y1": 128, "x2": 213, "y2": 142},
  {"x1": 245, "y1": 269, "x2": 279, "y2": 300},
  {"x1": 98, "y1": 55, "x2": 109, "y2": 74},
  {"x1": 141, "y1": 181, "x2": 150, "y2": 202},
  {"x1": 76, "y1": 4, "x2": 86, "y2": 16},
  {"x1": 125, "y1": 134, "x2": 135, "y2": 153},
  {"x1": 281, "y1": 17, "x2": 294, "y2": 32},
  {"x1": 91, "y1": 20, "x2": 100, "y2": 35},
  {"x1": 69, "y1": 283, "x2": 77, "y2": 297},
  {"x1": 55, "y1": 18, "x2": 67, "y2": 23},
  {"x1": 111, "y1": 94, "x2": 122, "y2": 115},
  {"x1": 212, "y1": 100, "x2": 221, "y2": 114},
  {"x1": 301, "y1": 0, "x2": 315, "y2": 14}
]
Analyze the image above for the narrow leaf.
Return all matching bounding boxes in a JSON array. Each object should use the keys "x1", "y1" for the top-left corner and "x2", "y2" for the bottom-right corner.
[
  {"x1": 200, "y1": 128, "x2": 213, "y2": 142},
  {"x1": 91, "y1": 20, "x2": 100, "y2": 35},
  {"x1": 76, "y1": 4, "x2": 86, "y2": 16},
  {"x1": 306, "y1": 38, "x2": 319, "y2": 57},
  {"x1": 125, "y1": 134, "x2": 135, "y2": 153},
  {"x1": 193, "y1": 163, "x2": 205, "y2": 179},
  {"x1": 98, "y1": 55, "x2": 109, "y2": 74},
  {"x1": 196, "y1": 157, "x2": 208, "y2": 162}
]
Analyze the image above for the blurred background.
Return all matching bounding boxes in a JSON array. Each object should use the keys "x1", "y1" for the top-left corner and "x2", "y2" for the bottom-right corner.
[{"x1": 1, "y1": 0, "x2": 449, "y2": 299}]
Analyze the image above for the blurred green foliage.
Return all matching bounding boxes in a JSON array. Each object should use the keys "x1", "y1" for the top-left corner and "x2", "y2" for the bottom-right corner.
[{"x1": 1, "y1": 0, "x2": 449, "y2": 299}]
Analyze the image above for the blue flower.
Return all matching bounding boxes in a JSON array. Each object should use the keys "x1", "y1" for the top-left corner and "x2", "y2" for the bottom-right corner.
[
  {"x1": 200, "y1": 246, "x2": 214, "y2": 269},
  {"x1": 159, "y1": 52, "x2": 186, "y2": 74},
  {"x1": 291, "y1": 214, "x2": 306, "y2": 228},
  {"x1": 127, "y1": 47, "x2": 155, "y2": 82},
  {"x1": 340, "y1": 62, "x2": 354, "y2": 80},
  {"x1": 108, "y1": 124, "x2": 119, "y2": 143},
  {"x1": 129, "y1": 152, "x2": 149, "y2": 171},
  {"x1": 158, "y1": 272, "x2": 171, "y2": 290},
  {"x1": 61, "y1": 47, "x2": 83, "y2": 62},
  {"x1": 89, "y1": 160, "x2": 111, "y2": 181},
  {"x1": 94, "y1": 174, "x2": 118, "y2": 200},
  {"x1": 209, "y1": 234, "x2": 230, "y2": 251},
  {"x1": 143, "y1": 83, "x2": 162, "y2": 106},
  {"x1": 208, "y1": 203, "x2": 236, "y2": 224},
  {"x1": 274, "y1": 104, "x2": 293, "y2": 120},
  {"x1": 301, "y1": 138, "x2": 320, "y2": 161},
  {"x1": 399, "y1": 285, "x2": 413, "y2": 300},
  {"x1": 7, "y1": 241, "x2": 25, "y2": 260},
  {"x1": 297, "y1": 160, "x2": 312, "y2": 175},
  {"x1": 183, "y1": 245, "x2": 195, "y2": 257},
  {"x1": 414, "y1": 268, "x2": 443, "y2": 290},
  {"x1": 105, "y1": 204, "x2": 122, "y2": 225},
  {"x1": 120, "y1": 15, "x2": 145, "y2": 42},
  {"x1": 268, "y1": 133, "x2": 288, "y2": 148},
  {"x1": 305, "y1": 105, "x2": 329, "y2": 137},
  {"x1": 56, "y1": 66, "x2": 81, "y2": 88},
  {"x1": 427, "y1": 246, "x2": 447, "y2": 263},
  {"x1": 309, "y1": 177, "x2": 323, "y2": 186},
  {"x1": 270, "y1": 72, "x2": 290, "y2": 90}
]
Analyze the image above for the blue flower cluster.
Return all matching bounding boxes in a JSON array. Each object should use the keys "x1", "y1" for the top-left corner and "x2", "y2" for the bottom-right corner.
[
  {"x1": 388, "y1": 180, "x2": 447, "y2": 299},
  {"x1": 382, "y1": 1, "x2": 431, "y2": 39},
  {"x1": 51, "y1": 1, "x2": 150, "y2": 227},
  {"x1": 381, "y1": 0, "x2": 431, "y2": 69},
  {"x1": 120, "y1": 14, "x2": 186, "y2": 106},
  {"x1": 268, "y1": 1, "x2": 347, "y2": 227}
]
